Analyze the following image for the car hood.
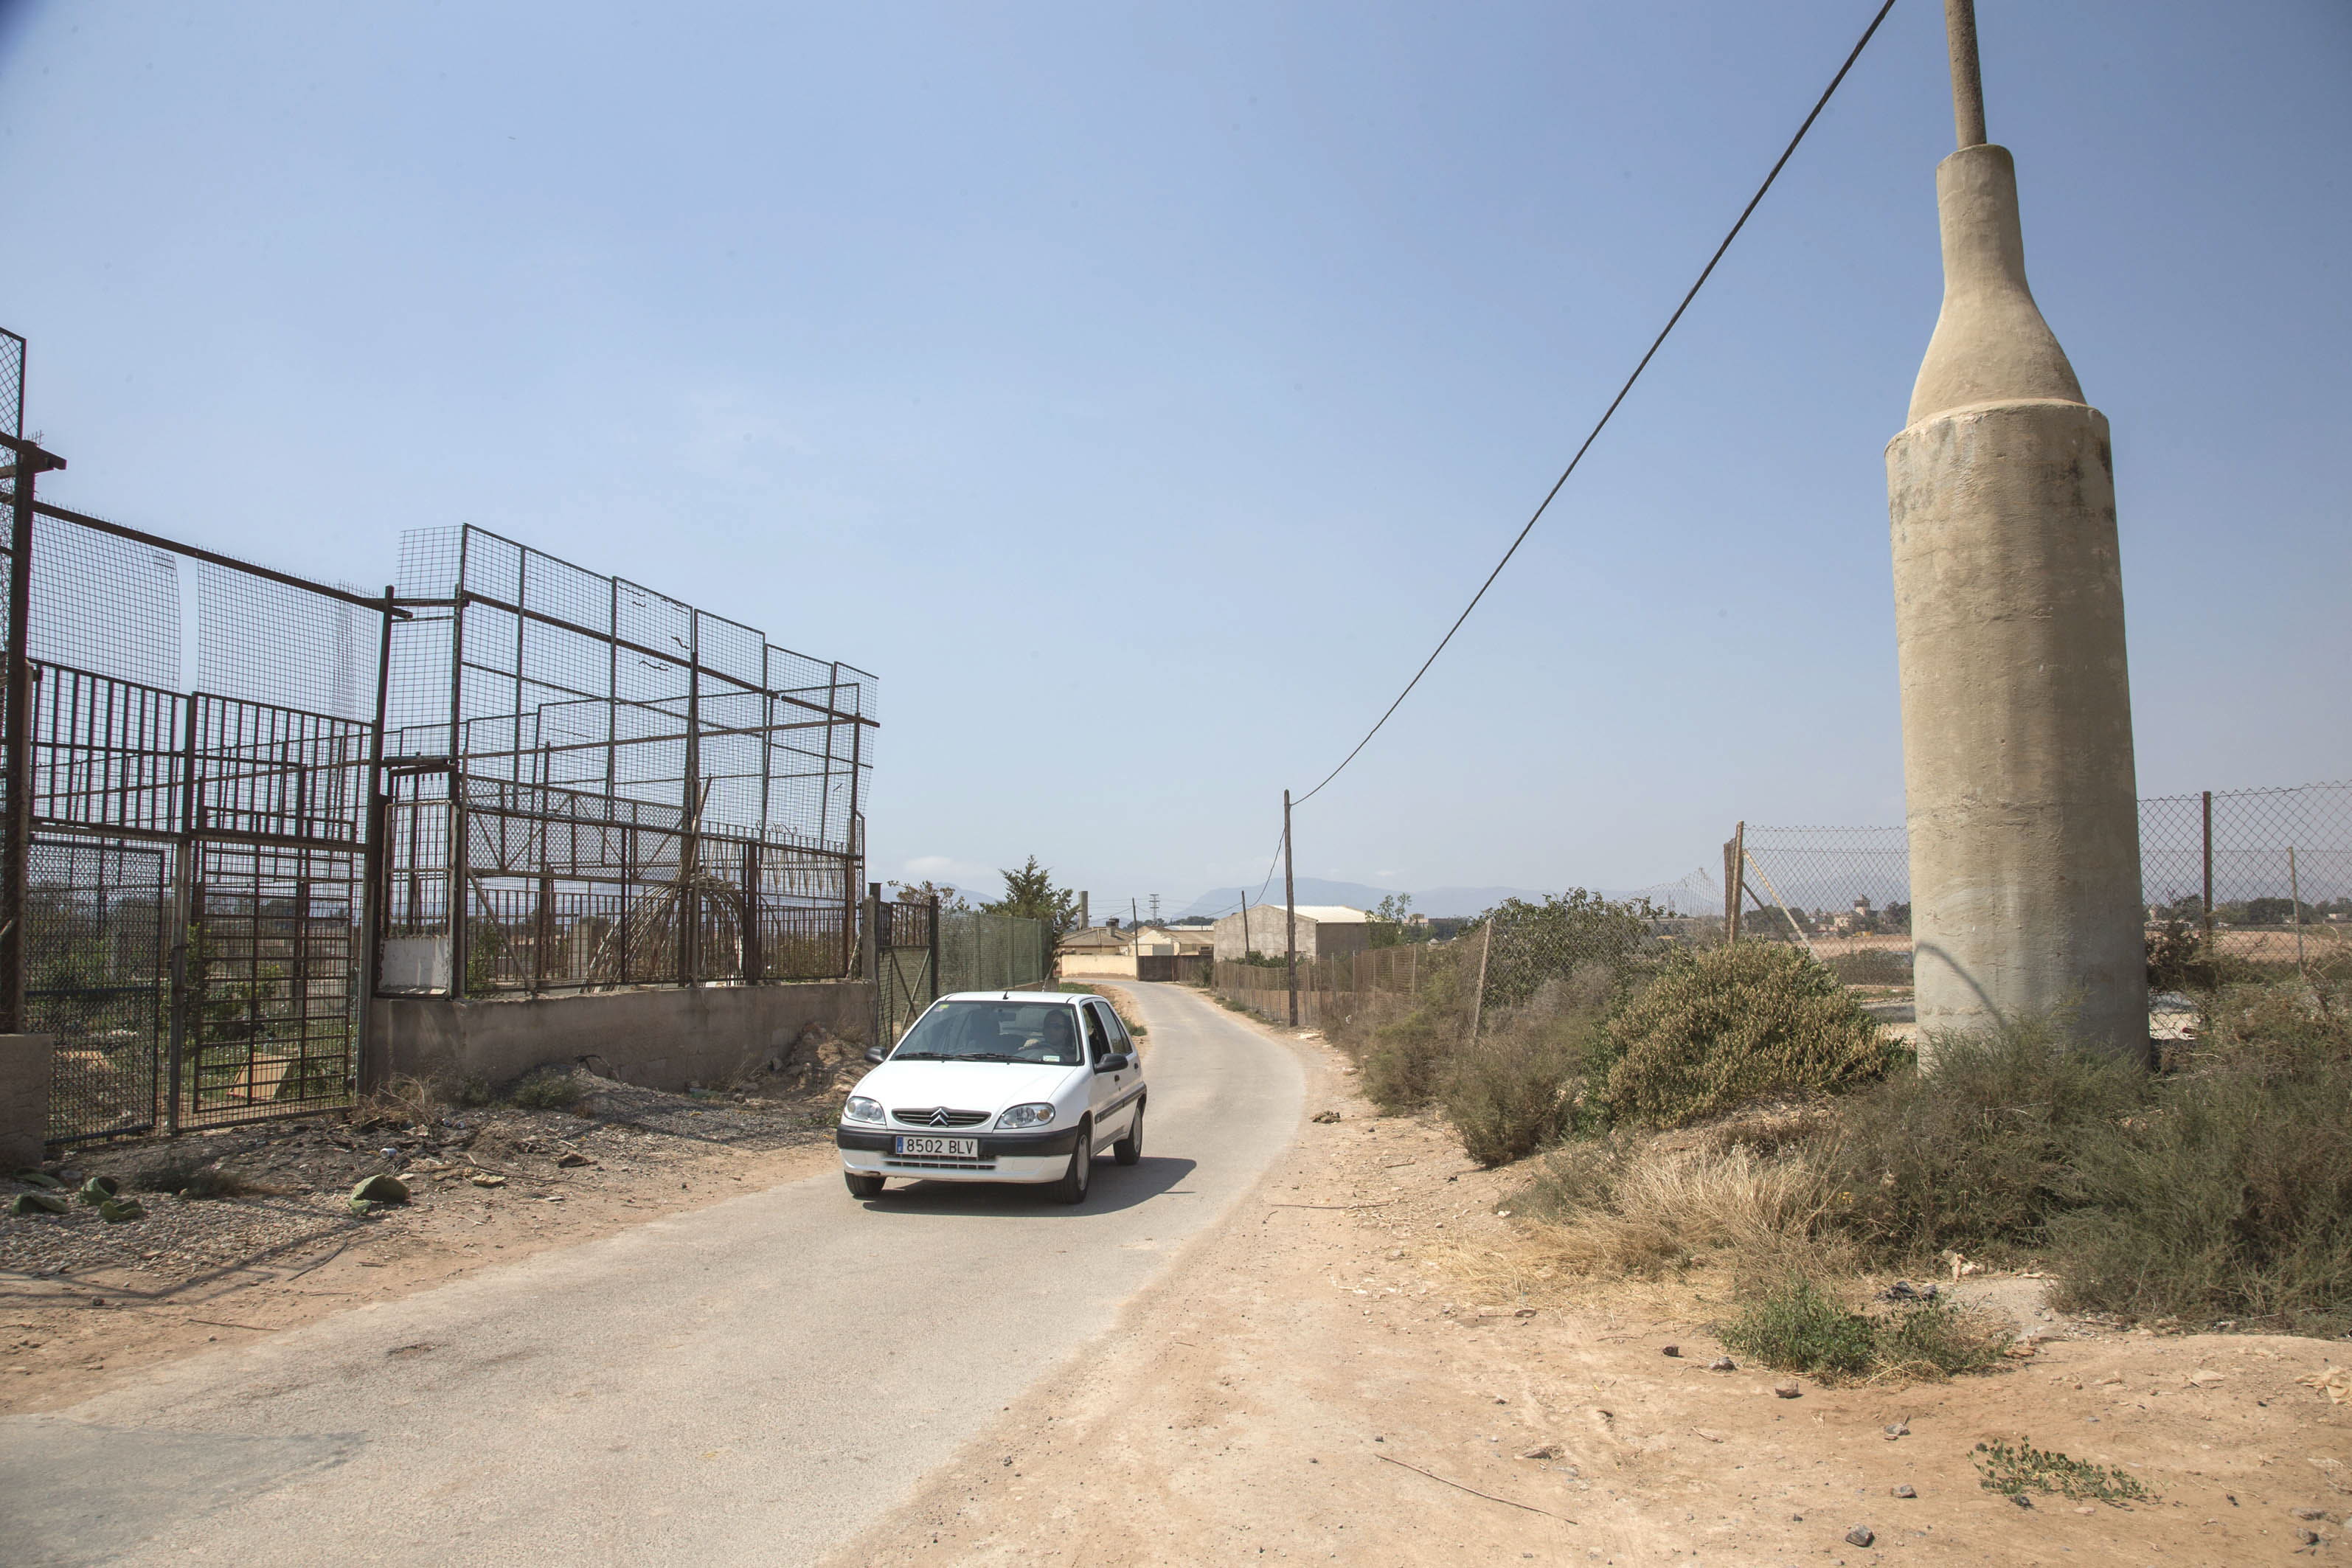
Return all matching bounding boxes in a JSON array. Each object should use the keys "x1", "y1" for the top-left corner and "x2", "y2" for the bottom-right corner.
[{"x1": 851, "y1": 1059, "x2": 1083, "y2": 1111}]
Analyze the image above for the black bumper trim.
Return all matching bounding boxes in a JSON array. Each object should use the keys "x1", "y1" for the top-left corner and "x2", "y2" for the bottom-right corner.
[{"x1": 837, "y1": 1125, "x2": 1083, "y2": 1157}]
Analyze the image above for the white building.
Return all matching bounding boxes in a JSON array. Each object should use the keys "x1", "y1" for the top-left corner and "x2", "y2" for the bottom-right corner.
[{"x1": 1210, "y1": 904, "x2": 1370, "y2": 962}]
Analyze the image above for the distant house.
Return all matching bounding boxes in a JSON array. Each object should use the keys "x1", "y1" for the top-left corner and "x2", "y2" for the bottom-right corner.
[
  {"x1": 1058, "y1": 923, "x2": 1215, "y2": 979},
  {"x1": 1059, "y1": 926, "x2": 1137, "y2": 979},
  {"x1": 1210, "y1": 904, "x2": 1371, "y2": 962}
]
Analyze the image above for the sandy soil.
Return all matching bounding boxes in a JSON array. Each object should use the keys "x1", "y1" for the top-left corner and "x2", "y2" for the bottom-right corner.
[
  {"x1": 0, "y1": 1067, "x2": 856, "y2": 1416},
  {"x1": 819, "y1": 1001, "x2": 2351, "y2": 1568}
]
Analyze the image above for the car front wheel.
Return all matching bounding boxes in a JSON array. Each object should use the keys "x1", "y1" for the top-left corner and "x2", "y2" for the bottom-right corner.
[
  {"x1": 844, "y1": 1171, "x2": 885, "y2": 1199},
  {"x1": 1112, "y1": 1100, "x2": 1144, "y2": 1166},
  {"x1": 1049, "y1": 1120, "x2": 1092, "y2": 1204}
]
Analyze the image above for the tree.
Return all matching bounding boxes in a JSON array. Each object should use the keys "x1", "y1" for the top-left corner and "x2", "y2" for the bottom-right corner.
[
  {"x1": 981, "y1": 856, "x2": 1083, "y2": 937},
  {"x1": 1367, "y1": 892, "x2": 1425, "y2": 948},
  {"x1": 887, "y1": 879, "x2": 971, "y2": 912}
]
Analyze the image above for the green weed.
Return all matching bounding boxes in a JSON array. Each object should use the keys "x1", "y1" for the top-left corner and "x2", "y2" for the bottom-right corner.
[{"x1": 1973, "y1": 1439, "x2": 2154, "y2": 1505}]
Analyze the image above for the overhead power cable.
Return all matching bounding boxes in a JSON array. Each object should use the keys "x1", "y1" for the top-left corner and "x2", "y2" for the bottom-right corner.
[{"x1": 1288, "y1": 0, "x2": 1901, "y2": 811}]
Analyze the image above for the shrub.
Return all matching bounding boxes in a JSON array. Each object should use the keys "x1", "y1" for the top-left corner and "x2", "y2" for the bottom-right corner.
[
  {"x1": 2144, "y1": 917, "x2": 2257, "y2": 993},
  {"x1": 507, "y1": 1066, "x2": 586, "y2": 1111},
  {"x1": 1819, "y1": 1016, "x2": 2153, "y2": 1266},
  {"x1": 1720, "y1": 1274, "x2": 2010, "y2": 1383},
  {"x1": 1718, "y1": 1275, "x2": 1876, "y2": 1377},
  {"x1": 2048, "y1": 993, "x2": 2352, "y2": 1333},
  {"x1": 1442, "y1": 1014, "x2": 1590, "y2": 1167},
  {"x1": 1477, "y1": 890, "x2": 1665, "y2": 1012},
  {"x1": 1360, "y1": 1019, "x2": 1453, "y2": 1115},
  {"x1": 1601, "y1": 943, "x2": 1896, "y2": 1128}
]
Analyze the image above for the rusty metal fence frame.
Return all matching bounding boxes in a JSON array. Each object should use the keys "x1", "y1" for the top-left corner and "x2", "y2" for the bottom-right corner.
[
  {"x1": 1, "y1": 331, "x2": 887, "y2": 1145},
  {"x1": 376, "y1": 525, "x2": 875, "y2": 999},
  {"x1": 1, "y1": 423, "x2": 394, "y2": 1141}
]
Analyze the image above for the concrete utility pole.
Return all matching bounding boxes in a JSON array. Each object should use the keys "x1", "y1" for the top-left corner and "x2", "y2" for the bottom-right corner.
[{"x1": 1887, "y1": 0, "x2": 2147, "y2": 1058}]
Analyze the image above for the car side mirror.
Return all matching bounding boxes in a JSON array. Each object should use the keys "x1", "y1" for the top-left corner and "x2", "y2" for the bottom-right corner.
[
  {"x1": 864, "y1": 1044, "x2": 887, "y2": 1064},
  {"x1": 1098, "y1": 1052, "x2": 1128, "y2": 1072}
]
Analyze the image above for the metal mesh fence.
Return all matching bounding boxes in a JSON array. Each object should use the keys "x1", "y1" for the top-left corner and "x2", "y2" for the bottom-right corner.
[
  {"x1": 0, "y1": 326, "x2": 21, "y2": 446},
  {"x1": 26, "y1": 510, "x2": 182, "y2": 690},
  {"x1": 390, "y1": 524, "x2": 873, "y2": 849},
  {"x1": 941, "y1": 910, "x2": 1052, "y2": 996},
  {"x1": 1212, "y1": 940, "x2": 1473, "y2": 1033},
  {"x1": 872, "y1": 903, "x2": 1054, "y2": 1044},
  {"x1": 382, "y1": 524, "x2": 875, "y2": 996},
  {"x1": 1733, "y1": 781, "x2": 2352, "y2": 995}
]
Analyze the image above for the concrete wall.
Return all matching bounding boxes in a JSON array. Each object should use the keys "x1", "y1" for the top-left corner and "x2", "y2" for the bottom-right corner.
[
  {"x1": 1059, "y1": 951, "x2": 1139, "y2": 979},
  {"x1": 372, "y1": 983, "x2": 873, "y2": 1093},
  {"x1": 1213, "y1": 906, "x2": 1333, "y2": 962},
  {"x1": 0, "y1": 1035, "x2": 54, "y2": 1165}
]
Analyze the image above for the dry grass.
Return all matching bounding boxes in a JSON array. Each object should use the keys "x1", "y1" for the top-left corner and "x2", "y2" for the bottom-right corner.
[
  {"x1": 358, "y1": 1072, "x2": 445, "y2": 1125},
  {"x1": 1511, "y1": 1138, "x2": 1842, "y2": 1282}
]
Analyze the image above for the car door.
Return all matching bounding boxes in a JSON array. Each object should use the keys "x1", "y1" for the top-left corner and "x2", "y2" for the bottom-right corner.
[{"x1": 1080, "y1": 1000, "x2": 1130, "y2": 1140}]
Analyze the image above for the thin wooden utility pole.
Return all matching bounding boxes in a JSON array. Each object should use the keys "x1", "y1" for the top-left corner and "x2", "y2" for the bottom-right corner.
[
  {"x1": 2201, "y1": 791, "x2": 2214, "y2": 949},
  {"x1": 1283, "y1": 790, "x2": 1298, "y2": 1027},
  {"x1": 2290, "y1": 847, "x2": 2306, "y2": 978},
  {"x1": 1723, "y1": 822, "x2": 1746, "y2": 945}
]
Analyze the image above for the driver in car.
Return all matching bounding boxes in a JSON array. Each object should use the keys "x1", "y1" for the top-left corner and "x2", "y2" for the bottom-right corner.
[{"x1": 1021, "y1": 1009, "x2": 1078, "y2": 1064}]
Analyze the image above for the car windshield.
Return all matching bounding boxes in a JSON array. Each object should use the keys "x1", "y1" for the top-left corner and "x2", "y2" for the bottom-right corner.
[{"x1": 889, "y1": 1001, "x2": 1083, "y2": 1065}]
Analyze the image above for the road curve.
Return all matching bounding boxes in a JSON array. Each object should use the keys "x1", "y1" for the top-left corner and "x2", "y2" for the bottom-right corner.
[{"x1": 0, "y1": 982, "x2": 1303, "y2": 1567}]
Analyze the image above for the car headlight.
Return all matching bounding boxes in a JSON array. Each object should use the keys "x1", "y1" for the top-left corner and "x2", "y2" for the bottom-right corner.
[
  {"x1": 843, "y1": 1096, "x2": 885, "y2": 1125},
  {"x1": 995, "y1": 1102, "x2": 1056, "y2": 1129}
]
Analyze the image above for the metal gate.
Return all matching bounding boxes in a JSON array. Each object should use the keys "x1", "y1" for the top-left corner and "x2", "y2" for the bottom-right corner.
[
  {"x1": 24, "y1": 667, "x2": 376, "y2": 1142},
  {"x1": 873, "y1": 898, "x2": 939, "y2": 1047},
  {"x1": 29, "y1": 838, "x2": 169, "y2": 1142}
]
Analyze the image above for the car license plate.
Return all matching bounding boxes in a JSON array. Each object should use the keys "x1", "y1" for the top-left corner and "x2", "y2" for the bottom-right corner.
[{"x1": 894, "y1": 1135, "x2": 979, "y2": 1158}]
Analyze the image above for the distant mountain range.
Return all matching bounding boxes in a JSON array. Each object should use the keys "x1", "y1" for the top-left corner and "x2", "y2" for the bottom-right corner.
[{"x1": 1176, "y1": 878, "x2": 1550, "y2": 920}]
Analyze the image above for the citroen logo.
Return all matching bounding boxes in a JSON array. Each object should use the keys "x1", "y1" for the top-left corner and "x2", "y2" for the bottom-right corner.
[{"x1": 928, "y1": 1109, "x2": 951, "y2": 1127}]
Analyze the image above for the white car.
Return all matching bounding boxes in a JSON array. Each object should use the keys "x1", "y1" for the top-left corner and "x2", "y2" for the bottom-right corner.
[{"x1": 836, "y1": 990, "x2": 1145, "y2": 1204}]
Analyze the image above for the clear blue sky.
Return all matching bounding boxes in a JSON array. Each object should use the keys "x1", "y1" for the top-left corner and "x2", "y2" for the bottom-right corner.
[{"x1": 2, "y1": 1, "x2": 2345, "y2": 915}]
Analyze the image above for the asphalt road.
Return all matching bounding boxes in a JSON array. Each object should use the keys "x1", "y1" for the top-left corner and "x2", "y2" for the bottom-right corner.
[{"x1": 0, "y1": 982, "x2": 1303, "y2": 1567}]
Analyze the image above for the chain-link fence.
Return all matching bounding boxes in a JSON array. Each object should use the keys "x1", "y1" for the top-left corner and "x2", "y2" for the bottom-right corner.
[
  {"x1": 1210, "y1": 943, "x2": 1452, "y2": 1032},
  {"x1": 1210, "y1": 883, "x2": 1726, "y2": 1037},
  {"x1": 873, "y1": 901, "x2": 1056, "y2": 1045},
  {"x1": 1729, "y1": 782, "x2": 2352, "y2": 1027}
]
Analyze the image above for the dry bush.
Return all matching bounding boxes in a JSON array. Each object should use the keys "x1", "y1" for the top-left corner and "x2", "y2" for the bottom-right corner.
[
  {"x1": 1601, "y1": 943, "x2": 1896, "y2": 1129},
  {"x1": 1442, "y1": 985, "x2": 1605, "y2": 1165},
  {"x1": 507, "y1": 1065, "x2": 588, "y2": 1111},
  {"x1": 358, "y1": 1072, "x2": 444, "y2": 1125},
  {"x1": 1511, "y1": 1138, "x2": 1838, "y2": 1280},
  {"x1": 1356, "y1": 1002, "x2": 1463, "y2": 1114},
  {"x1": 2049, "y1": 983, "x2": 2352, "y2": 1333},
  {"x1": 1817, "y1": 1015, "x2": 2152, "y2": 1268}
]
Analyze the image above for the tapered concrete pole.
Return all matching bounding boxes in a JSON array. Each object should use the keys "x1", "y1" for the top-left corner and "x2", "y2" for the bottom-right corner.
[{"x1": 1887, "y1": 1, "x2": 2148, "y2": 1058}]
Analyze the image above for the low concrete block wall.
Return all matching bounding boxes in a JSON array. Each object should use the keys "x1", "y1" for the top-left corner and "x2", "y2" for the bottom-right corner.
[
  {"x1": 373, "y1": 983, "x2": 873, "y2": 1093},
  {"x1": 0, "y1": 1034, "x2": 55, "y2": 1165}
]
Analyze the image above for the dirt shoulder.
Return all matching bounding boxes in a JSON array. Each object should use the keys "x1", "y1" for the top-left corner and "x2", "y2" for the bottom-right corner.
[
  {"x1": 819, "y1": 997, "x2": 2351, "y2": 1567},
  {"x1": 1, "y1": 1058, "x2": 864, "y2": 1416}
]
